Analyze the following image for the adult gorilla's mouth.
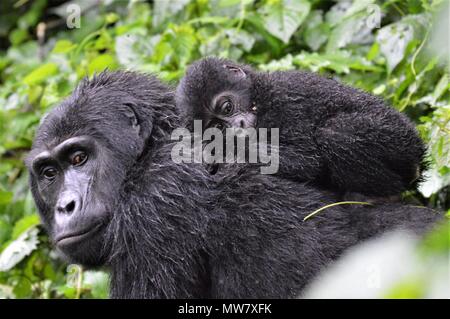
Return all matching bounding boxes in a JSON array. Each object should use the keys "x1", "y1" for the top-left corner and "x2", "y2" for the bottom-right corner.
[{"x1": 55, "y1": 222, "x2": 106, "y2": 247}]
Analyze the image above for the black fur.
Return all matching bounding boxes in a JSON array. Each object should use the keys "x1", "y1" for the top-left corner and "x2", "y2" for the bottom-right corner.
[
  {"x1": 176, "y1": 57, "x2": 427, "y2": 197},
  {"x1": 27, "y1": 71, "x2": 441, "y2": 298}
]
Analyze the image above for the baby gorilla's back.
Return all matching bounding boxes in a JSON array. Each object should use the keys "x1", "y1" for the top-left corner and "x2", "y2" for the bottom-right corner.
[
  {"x1": 260, "y1": 70, "x2": 425, "y2": 196},
  {"x1": 177, "y1": 57, "x2": 426, "y2": 198}
]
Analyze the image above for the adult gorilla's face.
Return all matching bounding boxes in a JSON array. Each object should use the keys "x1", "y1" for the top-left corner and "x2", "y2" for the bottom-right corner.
[
  {"x1": 25, "y1": 72, "x2": 154, "y2": 266},
  {"x1": 27, "y1": 135, "x2": 112, "y2": 266}
]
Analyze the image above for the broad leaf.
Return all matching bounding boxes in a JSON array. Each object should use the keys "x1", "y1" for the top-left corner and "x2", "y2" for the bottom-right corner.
[
  {"x1": 52, "y1": 40, "x2": 77, "y2": 54},
  {"x1": 153, "y1": 0, "x2": 190, "y2": 27},
  {"x1": 87, "y1": 54, "x2": 117, "y2": 75},
  {"x1": 23, "y1": 63, "x2": 59, "y2": 86},
  {"x1": 377, "y1": 22, "x2": 414, "y2": 72},
  {"x1": 11, "y1": 214, "x2": 40, "y2": 239},
  {"x1": 0, "y1": 227, "x2": 39, "y2": 272},
  {"x1": 258, "y1": 0, "x2": 311, "y2": 43}
]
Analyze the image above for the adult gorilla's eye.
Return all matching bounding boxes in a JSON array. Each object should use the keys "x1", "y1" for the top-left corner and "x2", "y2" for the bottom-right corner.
[
  {"x1": 71, "y1": 151, "x2": 88, "y2": 166},
  {"x1": 42, "y1": 167, "x2": 58, "y2": 180},
  {"x1": 220, "y1": 101, "x2": 233, "y2": 115}
]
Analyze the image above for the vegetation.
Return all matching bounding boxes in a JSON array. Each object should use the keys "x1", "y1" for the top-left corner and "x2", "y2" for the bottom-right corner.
[{"x1": 0, "y1": 0, "x2": 448, "y2": 298}]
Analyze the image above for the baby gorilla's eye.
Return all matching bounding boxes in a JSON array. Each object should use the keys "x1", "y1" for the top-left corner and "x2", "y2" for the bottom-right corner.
[
  {"x1": 220, "y1": 101, "x2": 233, "y2": 115},
  {"x1": 42, "y1": 167, "x2": 58, "y2": 180},
  {"x1": 71, "y1": 151, "x2": 88, "y2": 166}
]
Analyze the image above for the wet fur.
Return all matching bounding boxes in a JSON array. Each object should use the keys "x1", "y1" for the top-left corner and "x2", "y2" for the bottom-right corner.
[{"x1": 29, "y1": 72, "x2": 441, "y2": 298}]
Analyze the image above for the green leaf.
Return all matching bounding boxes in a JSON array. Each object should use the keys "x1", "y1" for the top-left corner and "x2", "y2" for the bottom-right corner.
[
  {"x1": 153, "y1": 0, "x2": 191, "y2": 27},
  {"x1": 225, "y1": 28, "x2": 256, "y2": 52},
  {"x1": 259, "y1": 54, "x2": 295, "y2": 71},
  {"x1": 0, "y1": 227, "x2": 39, "y2": 272},
  {"x1": 419, "y1": 222, "x2": 450, "y2": 256},
  {"x1": 187, "y1": 16, "x2": 231, "y2": 25},
  {"x1": 292, "y1": 51, "x2": 379, "y2": 74},
  {"x1": 23, "y1": 63, "x2": 59, "y2": 86},
  {"x1": 83, "y1": 271, "x2": 110, "y2": 299},
  {"x1": 9, "y1": 28, "x2": 29, "y2": 46},
  {"x1": 244, "y1": 13, "x2": 283, "y2": 55},
  {"x1": 218, "y1": 0, "x2": 241, "y2": 6},
  {"x1": 52, "y1": 40, "x2": 77, "y2": 54},
  {"x1": 376, "y1": 22, "x2": 414, "y2": 72},
  {"x1": 0, "y1": 191, "x2": 13, "y2": 205},
  {"x1": 0, "y1": 220, "x2": 12, "y2": 245},
  {"x1": 366, "y1": 42, "x2": 379, "y2": 61},
  {"x1": 303, "y1": 10, "x2": 329, "y2": 51},
  {"x1": 154, "y1": 24, "x2": 197, "y2": 69},
  {"x1": 13, "y1": 276, "x2": 32, "y2": 298},
  {"x1": 88, "y1": 54, "x2": 117, "y2": 75},
  {"x1": 326, "y1": 11, "x2": 374, "y2": 52},
  {"x1": 105, "y1": 13, "x2": 119, "y2": 25},
  {"x1": 11, "y1": 214, "x2": 40, "y2": 239},
  {"x1": 431, "y1": 74, "x2": 449, "y2": 103},
  {"x1": 384, "y1": 277, "x2": 425, "y2": 299},
  {"x1": 325, "y1": 1, "x2": 350, "y2": 26},
  {"x1": 258, "y1": 0, "x2": 311, "y2": 43}
]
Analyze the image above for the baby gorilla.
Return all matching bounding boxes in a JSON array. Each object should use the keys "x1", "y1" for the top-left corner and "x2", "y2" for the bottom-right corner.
[{"x1": 176, "y1": 57, "x2": 426, "y2": 197}]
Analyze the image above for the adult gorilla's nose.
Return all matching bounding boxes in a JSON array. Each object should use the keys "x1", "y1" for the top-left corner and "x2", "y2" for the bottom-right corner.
[{"x1": 56, "y1": 191, "x2": 81, "y2": 215}]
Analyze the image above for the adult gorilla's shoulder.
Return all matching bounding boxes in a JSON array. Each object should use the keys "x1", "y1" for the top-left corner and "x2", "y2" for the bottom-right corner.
[{"x1": 27, "y1": 71, "x2": 442, "y2": 298}]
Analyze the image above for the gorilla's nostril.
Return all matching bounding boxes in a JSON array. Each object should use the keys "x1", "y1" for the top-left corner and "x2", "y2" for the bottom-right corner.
[
  {"x1": 240, "y1": 120, "x2": 245, "y2": 128},
  {"x1": 56, "y1": 193, "x2": 80, "y2": 215},
  {"x1": 65, "y1": 200, "x2": 76, "y2": 213}
]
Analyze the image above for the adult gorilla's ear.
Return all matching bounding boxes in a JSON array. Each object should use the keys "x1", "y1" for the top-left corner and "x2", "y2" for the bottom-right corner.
[
  {"x1": 123, "y1": 102, "x2": 153, "y2": 139},
  {"x1": 223, "y1": 64, "x2": 247, "y2": 79},
  {"x1": 123, "y1": 103, "x2": 141, "y2": 134},
  {"x1": 122, "y1": 100, "x2": 155, "y2": 152}
]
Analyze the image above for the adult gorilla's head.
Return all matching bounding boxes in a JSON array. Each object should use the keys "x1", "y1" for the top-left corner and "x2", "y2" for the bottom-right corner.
[{"x1": 25, "y1": 72, "x2": 177, "y2": 266}]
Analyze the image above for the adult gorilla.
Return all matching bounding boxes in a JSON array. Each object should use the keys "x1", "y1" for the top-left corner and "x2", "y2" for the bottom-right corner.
[{"x1": 26, "y1": 71, "x2": 440, "y2": 298}]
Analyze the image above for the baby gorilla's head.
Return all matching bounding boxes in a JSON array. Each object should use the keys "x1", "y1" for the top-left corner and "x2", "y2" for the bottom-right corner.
[{"x1": 176, "y1": 57, "x2": 257, "y2": 132}]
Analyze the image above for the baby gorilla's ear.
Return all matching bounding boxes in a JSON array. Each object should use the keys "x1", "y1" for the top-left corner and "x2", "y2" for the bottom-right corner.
[{"x1": 223, "y1": 64, "x2": 247, "y2": 79}]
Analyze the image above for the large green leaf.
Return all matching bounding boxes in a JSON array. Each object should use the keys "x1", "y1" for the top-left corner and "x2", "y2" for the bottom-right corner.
[
  {"x1": 153, "y1": 0, "x2": 191, "y2": 27},
  {"x1": 376, "y1": 22, "x2": 414, "y2": 72},
  {"x1": 87, "y1": 54, "x2": 118, "y2": 75},
  {"x1": 326, "y1": 11, "x2": 375, "y2": 52},
  {"x1": 23, "y1": 63, "x2": 59, "y2": 86},
  {"x1": 52, "y1": 40, "x2": 77, "y2": 54},
  {"x1": 258, "y1": 0, "x2": 311, "y2": 43},
  {"x1": 303, "y1": 10, "x2": 329, "y2": 51},
  {"x1": 0, "y1": 191, "x2": 13, "y2": 205},
  {"x1": 11, "y1": 214, "x2": 40, "y2": 239},
  {"x1": 0, "y1": 227, "x2": 39, "y2": 272}
]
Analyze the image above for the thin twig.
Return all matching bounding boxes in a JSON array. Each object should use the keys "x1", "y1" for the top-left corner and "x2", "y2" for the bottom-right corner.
[{"x1": 303, "y1": 201, "x2": 373, "y2": 221}]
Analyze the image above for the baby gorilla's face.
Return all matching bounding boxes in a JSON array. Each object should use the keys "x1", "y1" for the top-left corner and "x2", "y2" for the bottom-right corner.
[
  {"x1": 177, "y1": 57, "x2": 258, "y2": 132},
  {"x1": 204, "y1": 90, "x2": 256, "y2": 132}
]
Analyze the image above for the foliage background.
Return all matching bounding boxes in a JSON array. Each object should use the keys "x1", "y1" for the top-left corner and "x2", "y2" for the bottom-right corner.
[{"x1": 0, "y1": 0, "x2": 448, "y2": 298}]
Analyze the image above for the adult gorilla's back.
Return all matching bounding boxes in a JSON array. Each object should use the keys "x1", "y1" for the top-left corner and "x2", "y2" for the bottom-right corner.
[{"x1": 26, "y1": 71, "x2": 440, "y2": 298}]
